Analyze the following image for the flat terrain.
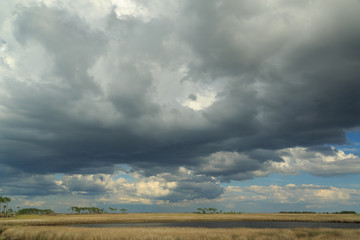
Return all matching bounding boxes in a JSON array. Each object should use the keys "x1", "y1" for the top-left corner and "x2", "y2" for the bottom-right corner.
[
  {"x1": 1, "y1": 213, "x2": 360, "y2": 239},
  {"x1": 1, "y1": 213, "x2": 360, "y2": 225}
]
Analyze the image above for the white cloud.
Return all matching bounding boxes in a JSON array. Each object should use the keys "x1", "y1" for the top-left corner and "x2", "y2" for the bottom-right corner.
[
  {"x1": 135, "y1": 178, "x2": 177, "y2": 197},
  {"x1": 225, "y1": 184, "x2": 360, "y2": 206},
  {"x1": 23, "y1": 200, "x2": 46, "y2": 207},
  {"x1": 257, "y1": 147, "x2": 360, "y2": 176},
  {"x1": 112, "y1": 0, "x2": 151, "y2": 21},
  {"x1": 58, "y1": 170, "x2": 217, "y2": 204},
  {"x1": 181, "y1": 90, "x2": 217, "y2": 111},
  {"x1": 59, "y1": 173, "x2": 175, "y2": 204}
]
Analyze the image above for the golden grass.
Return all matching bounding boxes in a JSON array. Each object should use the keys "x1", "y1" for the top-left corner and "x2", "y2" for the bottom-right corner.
[
  {"x1": 1, "y1": 214, "x2": 359, "y2": 240},
  {"x1": 1, "y1": 226, "x2": 360, "y2": 240},
  {"x1": 0, "y1": 213, "x2": 359, "y2": 226}
]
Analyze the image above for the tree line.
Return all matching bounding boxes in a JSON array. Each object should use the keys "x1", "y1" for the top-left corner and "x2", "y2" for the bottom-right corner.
[
  {"x1": 279, "y1": 211, "x2": 357, "y2": 214},
  {"x1": 69, "y1": 206, "x2": 104, "y2": 214},
  {"x1": 108, "y1": 207, "x2": 127, "y2": 214},
  {"x1": 1, "y1": 196, "x2": 57, "y2": 217},
  {"x1": 195, "y1": 208, "x2": 243, "y2": 214},
  {"x1": 1, "y1": 196, "x2": 130, "y2": 216},
  {"x1": 17, "y1": 208, "x2": 55, "y2": 215},
  {"x1": 69, "y1": 206, "x2": 127, "y2": 214}
]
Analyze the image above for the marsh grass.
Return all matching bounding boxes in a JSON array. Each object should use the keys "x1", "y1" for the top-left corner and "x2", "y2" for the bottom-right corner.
[
  {"x1": 1, "y1": 214, "x2": 359, "y2": 240},
  {"x1": 1, "y1": 226, "x2": 360, "y2": 240},
  {"x1": 0, "y1": 213, "x2": 359, "y2": 226}
]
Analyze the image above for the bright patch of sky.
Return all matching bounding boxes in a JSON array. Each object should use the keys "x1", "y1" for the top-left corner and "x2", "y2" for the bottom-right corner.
[
  {"x1": 180, "y1": 89, "x2": 217, "y2": 111},
  {"x1": 223, "y1": 173, "x2": 360, "y2": 190},
  {"x1": 330, "y1": 131, "x2": 360, "y2": 155}
]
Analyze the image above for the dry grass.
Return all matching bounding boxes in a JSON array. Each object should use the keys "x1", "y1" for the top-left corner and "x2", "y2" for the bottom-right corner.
[
  {"x1": 0, "y1": 213, "x2": 360, "y2": 240},
  {"x1": 1, "y1": 226, "x2": 360, "y2": 240},
  {"x1": 1, "y1": 214, "x2": 359, "y2": 240},
  {"x1": 1, "y1": 213, "x2": 359, "y2": 226}
]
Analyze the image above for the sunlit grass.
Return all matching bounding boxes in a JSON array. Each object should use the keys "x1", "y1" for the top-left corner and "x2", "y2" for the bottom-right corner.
[
  {"x1": 1, "y1": 226, "x2": 360, "y2": 240},
  {"x1": 1, "y1": 213, "x2": 359, "y2": 226},
  {"x1": 1, "y1": 213, "x2": 359, "y2": 239}
]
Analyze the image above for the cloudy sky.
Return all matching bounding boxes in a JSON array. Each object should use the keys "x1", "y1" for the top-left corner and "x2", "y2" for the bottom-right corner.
[{"x1": 1, "y1": 0, "x2": 360, "y2": 213}]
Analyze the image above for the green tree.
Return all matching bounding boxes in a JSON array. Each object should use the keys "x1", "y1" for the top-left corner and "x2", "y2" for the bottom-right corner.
[
  {"x1": 18, "y1": 208, "x2": 54, "y2": 215},
  {"x1": 0, "y1": 196, "x2": 4, "y2": 217},
  {"x1": 208, "y1": 208, "x2": 217, "y2": 214},
  {"x1": 70, "y1": 206, "x2": 81, "y2": 214},
  {"x1": 197, "y1": 208, "x2": 205, "y2": 214},
  {"x1": 120, "y1": 208, "x2": 127, "y2": 214},
  {"x1": 109, "y1": 207, "x2": 117, "y2": 213},
  {"x1": 0, "y1": 197, "x2": 11, "y2": 218}
]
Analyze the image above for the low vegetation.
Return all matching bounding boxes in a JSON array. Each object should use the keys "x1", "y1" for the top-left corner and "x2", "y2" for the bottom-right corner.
[
  {"x1": 195, "y1": 208, "x2": 243, "y2": 214},
  {"x1": 0, "y1": 213, "x2": 359, "y2": 227},
  {"x1": 280, "y1": 211, "x2": 317, "y2": 214},
  {"x1": 70, "y1": 207, "x2": 104, "y2": 214},
  {"x1": 18, "y1": 208, "x2": 55, "y2": 215},
  {"x1": 334, "y1": 211, "x2": 358, "y2": 214},
  {"x1": 69, "y1": 206, "x2": 127, "y2": 214},
  {"x1": 1, "y1": 226, "x2": 360, "y2": 240},
  {"x1": 0, "y1": 201, "x2": 359, "y2": 239},
  {"x1": 280, "y1": 211, "x2": 358, "y2": 214},
  {"x1": 0, "y1": 213, "x2": 359, "y2": 239}
]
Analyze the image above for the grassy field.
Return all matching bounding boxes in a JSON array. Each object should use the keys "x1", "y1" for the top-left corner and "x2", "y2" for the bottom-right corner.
[
  {"x1": 1, "y1": 226, "x2": 360, "y2": 240},
  {"x1": 1, "y1": 213, "x2": 359, "y2": 239},
  {"x1": 1, "y1": 213, "x2": 360, "y2": 226}
]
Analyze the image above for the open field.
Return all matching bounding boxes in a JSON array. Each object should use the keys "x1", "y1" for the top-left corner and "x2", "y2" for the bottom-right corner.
[
  {"x1": 1, "y1": 213, "x2": 359, "y2": 239},
  {"x1": 1, "y1": 226, "x2": 360, "y2": 240},
  {"x1": 1, "y1": 213, "x2": 360, "y2": 226}
]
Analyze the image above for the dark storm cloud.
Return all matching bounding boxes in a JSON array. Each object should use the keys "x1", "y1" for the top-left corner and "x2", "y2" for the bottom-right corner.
[
  {"x1": 1, "y1": 0, "x2": 360, "y2": 200},
  {"x1": 0, "y1": 164, "x2": 64, "y2": 196},
  {"x1": 14, "y1": 5, "x2": 106, "y2": 92},
  {"x1": 165, "y1": 181, "x2": 223, "y2": 202},
  {"x1": 188, "y1": 94, "x2": 197, "y2": 101},
  {"x1": 183, "y1": 0, "x2": 360, "y2": 149},
  {"x1": 194, "y1": 149, "x2": 283, "y2": 181}
]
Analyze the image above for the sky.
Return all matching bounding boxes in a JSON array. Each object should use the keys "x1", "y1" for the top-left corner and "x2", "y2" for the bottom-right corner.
[{"x1": 1, "y1": 0, "x2": 360, "y2": 213}]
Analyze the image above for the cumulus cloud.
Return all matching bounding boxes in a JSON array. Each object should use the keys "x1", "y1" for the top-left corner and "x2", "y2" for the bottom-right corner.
[
  {"x1": 1, "y1": 0, "x2": 360, "y2": 203},
  {"x1": 23, "y1": 200, "x2": 46, "y2": 207},
  {"x1": 225, "y1": 184, "x2": 360, "y2": 207},
  {"x1": 45, "y1": 167, "x2": 222, "y2": 203},
  {"x1": 195, "y1": 151, "x2": 275, "y2": 181},
  {"x1": 258, "y1": 147, "x2": 360, "y2": 176}
]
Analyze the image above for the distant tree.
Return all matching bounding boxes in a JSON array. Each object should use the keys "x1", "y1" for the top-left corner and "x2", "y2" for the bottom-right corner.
[
  {"x1": 0, "y1": 197, "x2": 11, "y2": 218},
  {"x1": 18, "y1": 208, "x2": 54, "y2": 215},
  {"x1": 109, "y1": 207, "x2": 117, "y2": 213},
  {"x1": 70, "y1": 206, "x2": 105, "y2": 214},
  {"x1": 208, "y1": 208, "x2": 217, "y2": 214},
  {"x1": 120, "y1": 208, "x2": 127, "y2": 214},
  {"x1": 197, "y1": 208, "x2": 205, "y2": 214},
  {"x1": 279, "y1": 211, "x2": 316, "y2": 214},
  {"x1": 90, "y1": 207, "x2": 97, "y2": 214},
  {"x1": 0, "y1": 196, "x2": 3, "y2": 217},
  {"x1": 70, "y1": 206, "x2": 81, "y2": 214},
  {"x1": 335, "y1": 211, "x2": 357, "y2": 214}
]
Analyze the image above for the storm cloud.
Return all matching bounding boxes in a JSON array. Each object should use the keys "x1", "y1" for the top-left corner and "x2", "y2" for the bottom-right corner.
[{"x1": 1, "y1": 0, "x2": 360, "y2": 202}]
